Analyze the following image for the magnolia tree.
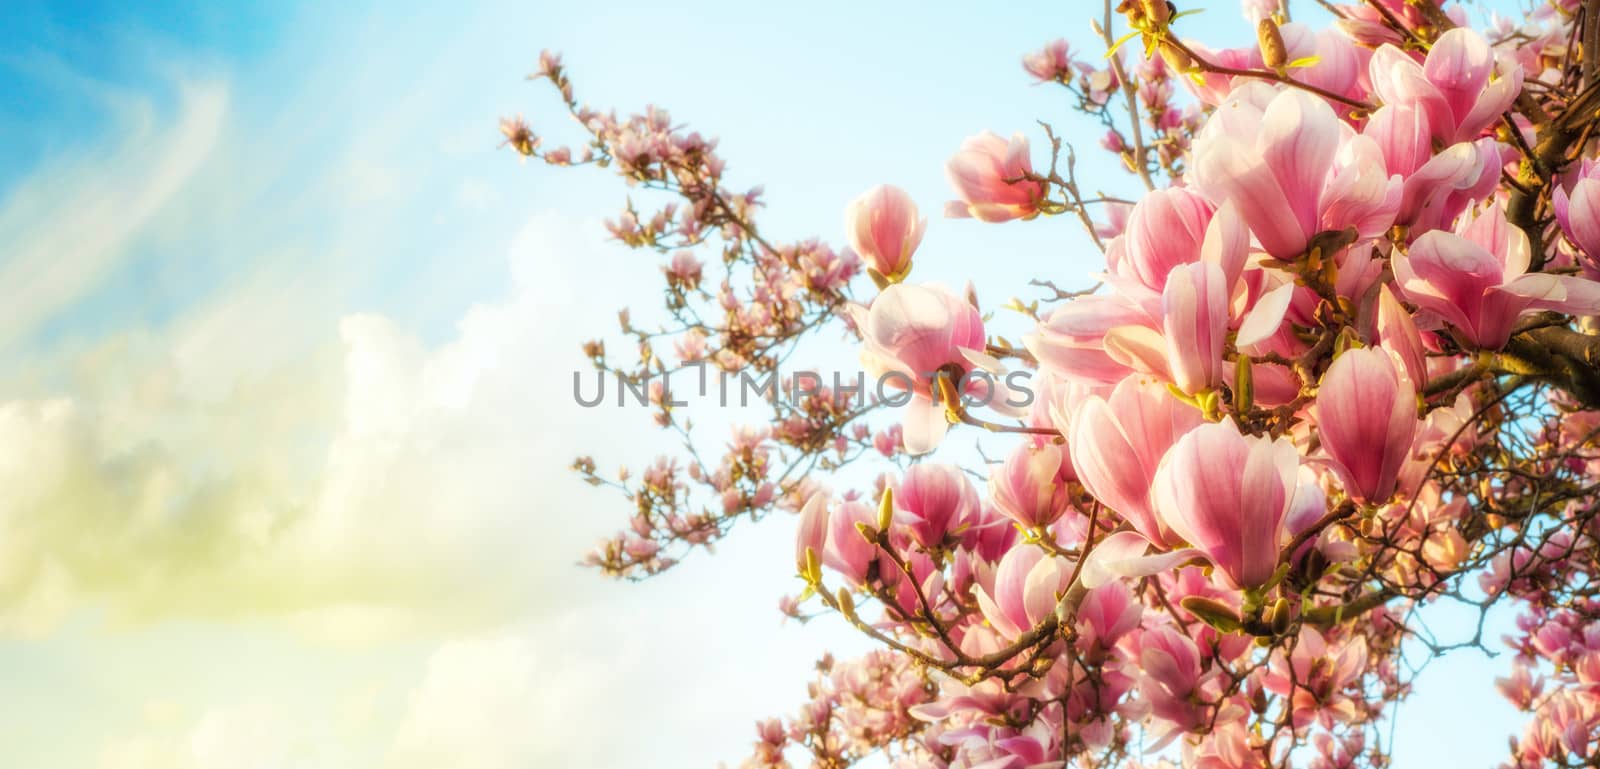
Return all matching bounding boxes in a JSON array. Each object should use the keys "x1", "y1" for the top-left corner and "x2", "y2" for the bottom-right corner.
[{"x1": 507, "y1": 0, "x2": 1600, "y2": 766}]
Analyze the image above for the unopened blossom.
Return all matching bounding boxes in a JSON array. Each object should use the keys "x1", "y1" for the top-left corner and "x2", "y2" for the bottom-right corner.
[
  {"x1": 1373, "y1": 284, "x2": 1428, "y2": 388},
  {"x1": 823, "y1": 499, "x2": 878, "y2": 586},
  {"x1": 846, "y1": 184, "x2": 925, "y2": 282},
  {"x1": 944, "y1": 131, "x2": 1045, "y2": 222},
  {"x1": 796, "y1": 493, "x2": 830, "y2": 575},
  {"x1": 1315, "y1": 347, "x2": 1419, "y2": 505}
]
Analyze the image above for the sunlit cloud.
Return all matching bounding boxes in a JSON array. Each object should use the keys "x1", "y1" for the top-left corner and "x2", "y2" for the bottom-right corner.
[{"x1": 0, "y1": 208, "x2": 624, "y2": 638}]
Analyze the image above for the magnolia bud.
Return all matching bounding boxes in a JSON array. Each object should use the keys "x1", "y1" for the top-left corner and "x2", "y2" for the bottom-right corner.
[
  {"x1": 1158, "y1": 41, "x2": 1193, "y2": 73},
  {"x1": 836, "y1": 587, "x2": 856, "y2": 618},
  {"x1": 854, "y1": 520, "x2": 877, "y2": 546},
  {"x1": 1258, "y1": 18, "x2": 1288, "y2": 69},
  {"x1": 499, "y1": 116, "x2": 536, "y2": 156},
  {"x1": 803, "y1": 547, "x2": 822, "y2": 585},
  {"x1": 1180, "y1": 595, "x2": 1243, "y2": 633},
  {"x1": 1269, "y1": 597, "x2": 1292, "y2": 635},
  {"x1": 877, "y1": 486, "x2": 895, "y2": 532},
  {"x1": 1234, "y1": 355, "x2": 1254, "y2": 415},
  {"x1": 1299, "y1": 548, "x2": 1329, "y2": 583},
  {"x1": 1141, "y1": 0, "x2": 1173, "y2": 26}
]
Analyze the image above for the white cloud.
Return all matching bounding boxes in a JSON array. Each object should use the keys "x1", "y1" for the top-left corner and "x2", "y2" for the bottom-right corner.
[
  {"x1": 90, "y1": 617, "x2": 615, "y2": 769},
  {"x1": 0, "y1": 13, "x2": 863, "y2": 768},
  {"x1": 387, "y1": 634, "x2": 545, "y2": 769},
  {"x1": 0, "y1": 209, "x2": 634, "y2": 638},
  {"x1": 97, "y1": 700, "x2": 356, "y2": 769}
]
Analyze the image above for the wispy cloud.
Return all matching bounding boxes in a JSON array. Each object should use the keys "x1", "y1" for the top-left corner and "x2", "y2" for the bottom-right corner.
[{"x1": 0, "y1": 80, "x2": 227, "y2": 349}]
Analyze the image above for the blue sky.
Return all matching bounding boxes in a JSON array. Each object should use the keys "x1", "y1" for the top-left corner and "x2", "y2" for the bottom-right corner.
[{"x1": 0, "y1": 0, "x2": 1531, "y2": 766}]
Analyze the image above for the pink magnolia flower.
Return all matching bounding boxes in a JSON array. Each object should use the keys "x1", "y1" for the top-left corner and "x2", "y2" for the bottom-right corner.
[
  {"x1": 823, "y1": 499, "x2": 878, "y2": 586},
  {"x1": 989, "y1": 441, "x2": 1073, "y2": 528},
  {"x1": 1094, "y1": 198, "x2": 1133, "y2": 240},
  {"x1": 873, "y1": 424, "x2": 903, "y2": 458},
  {"x1": 1179, "y1": 41, "x2": 1264, "y2": 106},
  {"x1": 1315, "y1": 347, "x2": 1419, "y2": 505},
  {"x1": 1192, "y1": 84, "x2": 1401, "y2": 259},
  {"x1": 1070, "y1": 378, "x2": 1204, "y2": 547},
  {"x1": 975, "y1": 544, "x2": 1071, "y2": 639},
  {"x1": 796, "y1": 493, "x2": 830, "y2": 574},
  {"x1": 1162, "y1": 261, "x2": 1230, "y2": 395},
  {"x1": 1262, "y1": 627, "x2": 1369, "y2": 727},
  {"x1": 1185, "y1": 720, "x2": 1273, "y2": 769},
  {"x1": 1076, "y1": 579, "x2": 1142, "y2": 648},
  {"x1": 1104, "y1": 198, "x2": 1250, "y2": 323},
  {"x1": 1277, "y1": 22, "x2": 1370, "y2": 107},
  {"x1": 1373, "y1": 284, "x2": 1428, "y2": 388},
  {"x1": 1368, "y1": 28, "x2": 1522, "y2": 145},
  {"x1": 1118, "y1": 187, "x2": 1215, "y2": 292},
  {"x1": 1022, "y1": 39, "x2": 1073, "y2": 82},
  {"x1": 1394, "y1": 203, "x2": 1600, "y2": 349},
  {"x1": 846, "y1": 184, "x2": 925, "y2": 282},
  {"x1": 1136, "y1": 626, "x2": 1207, "y2": 732},
  {"x1": 944, "y1": 131, "x2": 1045, "y2": 222},
  {"x1": 957, "y1": 501, "x2": 1017, "y2": 567},
  {"x1": 1391, "y1": 137, "x2": 1503, "y2": 233},
  {"x1": 893, "y1": 463, "x2": 980, "y2": 550},
  {"x1": 1025, "y1": 293, "x2": 1152, "y2": 386},
  {"x1": 849, "y1": 283, "x2": 985, "y2": 452},
  {"x1": 1554, "y1": 158, "x2": 1600, "y2": 269},
  {"x1": 664, "y1": 250, "x2": 704, "y2": 289},
  {"x1": 1078, "y1": 530, "x2": 1202, "y2": 589},
  {"x1": 1362, "y1": 103, "x2": 1432, "y2": 177},
  {"x1": 1153, "y1": 418, "x2": 1300, "y2": 589}
]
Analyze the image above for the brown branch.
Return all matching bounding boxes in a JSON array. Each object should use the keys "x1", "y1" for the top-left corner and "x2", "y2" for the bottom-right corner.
[
  {"x1": 1585, "y1": 0, "x2": 1600, "y2": 89},
  {"x1": 1101, "y1": 0, "x2": 1157, "y2": 191},
  {"x1": 1508, "y1": 78, "x2": 1600, "y2": 269},
  {"x1": 1505, "y1": 326, "x2": 1600, "y2": 408},
  {"x1": 1162, "y1": 37, "x2": 1374, "y2": 111}
]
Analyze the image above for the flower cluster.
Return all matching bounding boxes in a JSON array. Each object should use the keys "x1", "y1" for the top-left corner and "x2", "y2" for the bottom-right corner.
[{"x1": 513, "y1": 0, "x2": 1600, "y2": 766}]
